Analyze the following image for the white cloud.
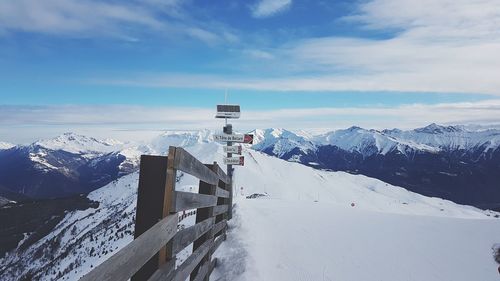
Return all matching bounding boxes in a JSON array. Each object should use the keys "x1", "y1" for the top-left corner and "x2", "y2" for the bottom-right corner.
[
  {"x1": 0, "y1": 0, "x2": 235, "y2": 44},
  {"x1": 3, "y1": 100, "x2": 500, "y2": 143},
  {"x1": 243, "y1": 49, "x2": 275, "y2": 59},
  {"x1": 251, "y1": 0, "x2": 292, "y2": 18},
  {"x1": 94, "y1": 0, "x2": 500, "y2": 96},
  {"x1": 0, "y1": 0, "x2": 162, "y2": 36}
]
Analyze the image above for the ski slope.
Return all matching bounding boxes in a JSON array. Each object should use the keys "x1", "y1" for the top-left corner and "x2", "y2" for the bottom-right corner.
[
  {"x1": 2, "y1": 138, "x2": 499, "y2": 281},
  {"x1": 212, "y1": 149, "x2": 500, "y2": 281}
]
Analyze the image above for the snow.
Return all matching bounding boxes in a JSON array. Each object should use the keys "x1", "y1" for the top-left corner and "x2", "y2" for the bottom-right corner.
[
  {"x1": 286, "y1": 123, "x2": 500, "y2": 157},
  {"x1": 35, "y1": 132, "x2": 125, "y2": 157},
  {"x1": 314, "y1": 126, "x2": 441, "y2": 156},
  {"x1": 252, "y1": 128, "x2": 315, "y2": 157},
  {"x1": 0, "y1": 141, "x2": 15, "y2": 150},
  {"x1": 2, "y1": 130, "x2": 500, "y2": 281},
  {"x1": 210, "y1": 149, "x2": 500, "y2": 281},
  {"x1": 214, "y1": 200, "x2": 500, "y2": 281}
]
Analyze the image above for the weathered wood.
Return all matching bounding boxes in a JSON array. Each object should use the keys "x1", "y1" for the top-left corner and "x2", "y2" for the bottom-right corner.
[
  {"x1": 132, "y1": 155, "x2": 169, "y2": 281},
  {"x1": 209, "y1": 258, "x2": 218, "y2": 277},
  {"x1": 172, "y1": 191, "x2": 217, "y2": 212},
  {"x1": 80, "y1": 214, "x2": 178, "y2": 281},
  {"x1": 174, "y1": 147, "x2": 219, "y2": 185},
  {"x1": 212, "y1": 163, "x2": 230, "y2": 185},
  {"x1": 192, "y1": 258, "x2": 217, "y2": 281},
  {"x1": 212, "y1": 220, "x2": 227, "y2": 237},
  {"x1": 191, "y1": 163, "x2": 218, "y2": 281},
  {"x1": 227, "y1": 178, "x2": 233, "y2": 220},
  {"x1": 213, "y1": 205, "x2": 228, "y2": 216},
  {"x1": 215, "y1": 187, "x2": 230, "y2": 198},
  {"x1": 212, "y1": 233, "x2": 226, "y2": 254},
  {"x1": 172, "y1": 217, "x2": 215, "y2": 254},
  {"x1": 149, "y1": 239, "x2": 213, "y2": 281},
  {"x1": 157, "y1": 147, "x2": 178, "y2": 272}
]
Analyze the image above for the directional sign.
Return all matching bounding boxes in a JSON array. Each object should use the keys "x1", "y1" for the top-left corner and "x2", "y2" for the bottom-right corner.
[
  {"x1": 223, "y1": 156, "x2": 244, "y2": 166},
  {"x1": 244, "y1": 134, "x2": 254, "y2": 144},
  {"x1": 223, "y1": 145, "x2": 242, "y2": 154},
  {"x1": 214, "y1": 134, "x2": 253, "y2": 144}
]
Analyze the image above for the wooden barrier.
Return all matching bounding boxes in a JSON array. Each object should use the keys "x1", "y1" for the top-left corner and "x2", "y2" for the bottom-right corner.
[{"x1": 80, "y1": 146, "x2": 231, "y2": 281}]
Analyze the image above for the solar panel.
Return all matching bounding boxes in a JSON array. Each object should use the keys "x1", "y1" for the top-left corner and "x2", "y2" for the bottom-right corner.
[{"x1": 216, "y1": 104, "x2": 241, "y2": 118}]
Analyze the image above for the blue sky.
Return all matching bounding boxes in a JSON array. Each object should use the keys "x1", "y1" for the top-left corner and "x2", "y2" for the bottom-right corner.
[{"x1": 1, "y1": 0, "x2": 500, "y2": 143}]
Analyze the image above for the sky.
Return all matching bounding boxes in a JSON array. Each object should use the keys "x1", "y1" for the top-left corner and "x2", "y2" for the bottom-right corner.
[{"x1": 1, "y1": 0, "x2": 500, "y2": 143}]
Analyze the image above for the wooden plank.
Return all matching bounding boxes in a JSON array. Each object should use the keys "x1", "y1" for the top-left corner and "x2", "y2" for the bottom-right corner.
[
  {"x1": 192, "y1": 258, "x2": 217, "y2": 281},
  {"x1": 157, "y1": 147, "x2": 178, "y2": 273},
  {"x1": 172, "y1": 191, "x2": 217, "y2": 212},
  {"x1": 227, "y1": 178, "x2": 233, "y2": 220},
  {"x1": 149, "y1": 239, "x2": 213, "y2": 281},
  {"x1": 213, "y1": 205, "x2": 228, "y2": 216},
  {"x1": 174, "y1": 147, "x2": 219, "y2": 185},
  {"x1": 209, "y1": 258, "x2": 217, "y2": 277},
  {"x1": 172, "y1": 217, "x2": 215, "y2": 254},
  {"x1": 80, "y1": 214, "x2": 178, "y2": 281},
  {"x1": 212, "y1": 220, "x2": 227, "y2": 237},
  {"x1": 215, "y1": 187, "x2": 230, "y2": 198},
  {"x1": 132, "y1": 155, "x2": 169, "y2": 281},
  {"x1": 191, "y1": 163, "x2": 218, "y2": 281},
  {"x1": 211, "y1": 233, "x2": 226, "y2": 254},
  {"x1": 212, "y1": 163, "x2": 230, "y2": 185},
  {"x1": 191, "y1": 260, "x2": 209, "y2": 281}
]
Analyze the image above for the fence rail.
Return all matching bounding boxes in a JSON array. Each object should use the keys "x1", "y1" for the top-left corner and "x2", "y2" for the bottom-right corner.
[{"x1": 80, "y1": 146, "x2": 231, "y2": 281}]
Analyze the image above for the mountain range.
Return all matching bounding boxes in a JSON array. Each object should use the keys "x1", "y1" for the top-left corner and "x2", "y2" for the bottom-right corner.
[
  {"x1": 1, "y1": 136, "x2": 498, "y2": 281},
  {"x1": 1, "y1": 124, "x2": 499, "y2": 210},
  {"x1": 252, "y1": 124, "x2": 500, "y2": 210}
]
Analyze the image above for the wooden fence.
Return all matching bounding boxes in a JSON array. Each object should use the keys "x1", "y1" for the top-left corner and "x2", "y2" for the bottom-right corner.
[{"x1": 80, "y1": 146, "x2": 231, "y2": 281}]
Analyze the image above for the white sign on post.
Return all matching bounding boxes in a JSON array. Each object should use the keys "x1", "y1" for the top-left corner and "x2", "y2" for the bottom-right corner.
[
  {"x1": 223, "y1": 156, "x2": 244, "y2": 166},
  {"x1": 214, "y1": 134, "x2": 253, "y2": 144},
  {"x1": 223, "y1": 145, "x2": 242, "y2": 154}
]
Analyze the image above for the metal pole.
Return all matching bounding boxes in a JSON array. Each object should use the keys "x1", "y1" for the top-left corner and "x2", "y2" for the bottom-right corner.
[{"x1": 224, "y1": 124, "x2": 233, "y2": 219}]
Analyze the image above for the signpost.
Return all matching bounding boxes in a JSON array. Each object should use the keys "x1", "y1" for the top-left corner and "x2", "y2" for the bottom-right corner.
[
  {"x1": 215, "y1": 101, "x2": 249, "y2": 220},
  {"x1": 223, "y1": 145, "x2": 242, "y2": 154},
  {"x1": 223, "y1": 156, "x2": 244, "y2": 166},
  {"x1": 214, "y1": 133, "x2": 253, "y2": 144}
]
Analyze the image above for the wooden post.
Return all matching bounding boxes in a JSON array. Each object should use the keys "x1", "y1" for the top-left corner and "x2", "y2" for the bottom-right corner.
[
  {"x1": 158, "y1": 147, "x2": 178, "y2": 271},
  {"x1": 132, "y1": 155, "x2": 170, "y2": 281},
  {"x1": 191, "y1": 162, "x2": 218, "y2": 280},
  {"x1": 224, "y1": 124, "x2": 234, "y2": 220},
  {"x1": 227, "y1": 178, "x2": 233, "y2": 220}
]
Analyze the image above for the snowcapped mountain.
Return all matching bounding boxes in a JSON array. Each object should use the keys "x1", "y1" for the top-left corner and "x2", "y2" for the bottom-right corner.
[
  {"x1": 0, "y1": 133, "x2": 135, "y2": 201},
  {"x1": 1, "y1": 140, "x2": 498, "y2": 281},
  {"x1": 0, "y1": 142, "x2": 14, "y2": 150},
  {"x1": 253, "y1": 124, "x2": 500, "y2": 158},
  {"x1": 251, "y1": 124, "x2": 500, "y2": 209},
  {"x1": 0, "y1": 131, "x2": 217, "y2": 201},
  {"x1": 34, "y1": 132, "x2": 125, "y2": 158},
  {"x1": 314, "y1": 126, "x2": 440, "y2": 155},
  {"x1": 251, "y1": 128, "x2": 315, "y2": 160}
]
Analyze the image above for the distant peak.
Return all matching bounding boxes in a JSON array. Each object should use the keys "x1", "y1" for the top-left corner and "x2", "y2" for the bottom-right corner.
[
  {"x1": 33, "y1": 132, "x2": 123, "y2": 154},
  {"x1": 347, "y1": 126, "x2": 362, "y2": 131},
  {"x1": 415, "y1": 123, "x2": 462, "y2": 134},
  {"x1": 0, "y1": 141, "x2": 15, "y2": 150}
]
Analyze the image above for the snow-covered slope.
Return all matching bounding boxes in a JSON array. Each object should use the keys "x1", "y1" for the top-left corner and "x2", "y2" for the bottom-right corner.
[
  {"x1": 2, "y1": 140, "x2": 498, "y2": 281},
  {"x1": 34, "y1": 132, "x2": 125, "y2": 158},
  {"x1": 315, "y1": 123, "x2": 500, "y2": 156},
  {"x1": 387, "y1": 123, "x2": 500, "y2": 152},
  {"x1": 0, "y1": 141, "x2": 14, "y2": 150},
  {"x1": 211, "y1": 149, "x2": 500, "y2": 281},
  {"x1": 315, "y1": 126, "x2": 440, "y2": 155},
  {"x1": 251, "y1": 129, "x2": 315, "y2": 160},
  {"x1": 214, "y1": 199, "x2": 500, "y2": 281},
  {"x1": 251, "y1": 124, "x2": 500, "y2": 158}
]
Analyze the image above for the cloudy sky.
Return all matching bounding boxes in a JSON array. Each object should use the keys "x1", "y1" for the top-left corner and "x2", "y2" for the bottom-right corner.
[{"x1": 1, "y1": 0, "x2": 500, "y2": 143}]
